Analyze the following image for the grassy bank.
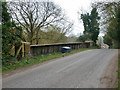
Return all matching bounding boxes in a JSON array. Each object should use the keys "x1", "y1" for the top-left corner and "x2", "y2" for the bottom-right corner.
[{"x1": 2, "y1": 47, "x2": 96, "y2": 72}]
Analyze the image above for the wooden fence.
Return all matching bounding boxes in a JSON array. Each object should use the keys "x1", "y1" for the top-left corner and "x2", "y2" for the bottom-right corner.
[{"x1": 30, "y1": 42, "x2": 93, "y2": 56}]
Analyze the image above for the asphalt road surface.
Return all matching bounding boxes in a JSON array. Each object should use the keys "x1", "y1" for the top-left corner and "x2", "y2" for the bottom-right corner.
[{"x1": 3, "y1": 49, "x2": 117, "y2": 88}]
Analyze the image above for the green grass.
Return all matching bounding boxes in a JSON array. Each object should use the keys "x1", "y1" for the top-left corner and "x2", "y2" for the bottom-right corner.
[{"x1": 2, "y1": 47, "x2": 96, "y2": 72}]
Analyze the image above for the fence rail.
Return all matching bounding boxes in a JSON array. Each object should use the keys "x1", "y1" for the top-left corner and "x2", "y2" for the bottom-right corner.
[{"x1": 30, "y1": 42, "x2": 93, "y2": 56}]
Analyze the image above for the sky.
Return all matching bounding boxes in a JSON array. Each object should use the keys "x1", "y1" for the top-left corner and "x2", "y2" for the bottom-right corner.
[
  {"x1": 6, "y1": 0, "x2": 117, "y2": 36},
  {"x1": 52, "y1": 0, "x2": 119, "y2": 37},
  {"x1": 6, "y1": 0, "x2": 94, "y2": 37},
  {"x1": 6, "y1": 0, "x2": 93, "y2": 36},
  {"x1": 52, "y1": 0, "x2": 96, "y2": 36}
]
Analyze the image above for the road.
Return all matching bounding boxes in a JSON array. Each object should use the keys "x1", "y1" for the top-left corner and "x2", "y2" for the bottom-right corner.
[{"x1": 3, "y1": 49, "x2": 118, "y2": 88}]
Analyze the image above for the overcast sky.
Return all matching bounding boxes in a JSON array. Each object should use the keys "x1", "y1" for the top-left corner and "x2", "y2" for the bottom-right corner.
[
  {"x1": 6, "y1": 0, "x2": 93, "y2": 36},
  {"x1": 52, "y1": 0, "x2": 119, "y2": 37},
  {"x1": 52, "y1": 0, "x2": 97, "y2": 36},
  {"x1": 7, "y1": 0, "x2": 117, "y2": 36}
]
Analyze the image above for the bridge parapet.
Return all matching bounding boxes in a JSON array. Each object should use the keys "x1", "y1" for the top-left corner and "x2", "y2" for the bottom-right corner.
[{"x1": 30, "y1": 42, "x2": 92, "y2": 56}]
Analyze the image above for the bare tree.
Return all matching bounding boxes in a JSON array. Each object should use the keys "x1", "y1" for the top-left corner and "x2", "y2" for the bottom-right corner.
[
  {"x1": 7, "y1": 1, "x2": 65, "y2": 44},
  {"x1": 44, "y1": 21, "x2": 73, "y2": 43},
  {"x1": 91, "y1": 1, "x2": 119, "y2": 33},
  {"x1": 59, "y1": 21, "x2": 73, "y2": 35}
]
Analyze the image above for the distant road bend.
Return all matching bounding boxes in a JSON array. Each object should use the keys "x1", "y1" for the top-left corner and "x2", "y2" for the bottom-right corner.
[{"x1": 3, "y1": 49, "x2": 118, "y2": 88}]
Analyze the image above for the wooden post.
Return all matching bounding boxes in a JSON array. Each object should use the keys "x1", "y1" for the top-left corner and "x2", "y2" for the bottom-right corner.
[
  {"x1": 15, "y1": 45, "x2": 22, "y2": 58},
  {"x1": 22, "y1": 42, "x2": 30, "y2": 57},
  {"x1": 22, "y1": 43, "x2": 24, "y2": 57}
]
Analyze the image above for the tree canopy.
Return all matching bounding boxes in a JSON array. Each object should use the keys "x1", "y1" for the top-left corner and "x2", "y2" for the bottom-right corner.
[
  {"x1": 7, "y1": 1, "x2": 73, "y2": 45},
  {"x1": 93, "y1": 1, "x2": 120, "y2": 48},
  {"x1": 79, "y1": 8, "x2": 100, "y2": 45},
  {"x1": 2, "y1": 2, "x2": 22, "y2": 65}
]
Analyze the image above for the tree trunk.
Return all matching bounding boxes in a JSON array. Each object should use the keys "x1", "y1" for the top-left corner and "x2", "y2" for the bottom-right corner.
[{"x1": 36, "y1": 30, "x2": 39, "y2": 45}]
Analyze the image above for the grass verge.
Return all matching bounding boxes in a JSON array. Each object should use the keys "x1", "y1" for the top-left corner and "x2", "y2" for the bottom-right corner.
[{"x1": 2, "y1": 47, "x2": 96, "y2": 72}]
